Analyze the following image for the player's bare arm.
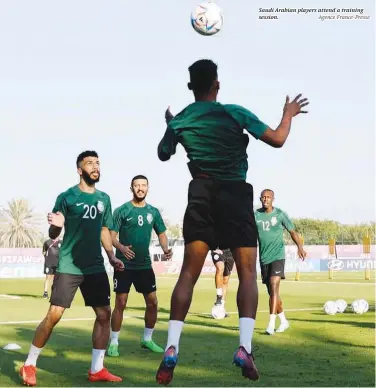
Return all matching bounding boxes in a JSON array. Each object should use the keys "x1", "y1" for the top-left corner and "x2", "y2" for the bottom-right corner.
[
  {"x1": 110, "y1": 230, "x2": 135, "y2": 260},
  {"x1": 289, "y1": 230, "x2": 307, "y2": 260},
  {"x1": 101, "y1": 227, "x2": 124, "y2": 271},
  {"x1": 47, "y1": 212, "x2": 64, "y2": 239},
  {"x1": 260, "y1": 94, "x2": 309, "y2": 148},
  {"x1": 158, "y1": 232, "x2": 173, "y2": 260}
]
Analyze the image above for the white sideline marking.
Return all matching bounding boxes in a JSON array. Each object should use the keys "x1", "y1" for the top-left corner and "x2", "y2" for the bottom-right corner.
[
  {"x1": 0, "y1": 294, "x2": 21, "y2": 300},
  {"x1": 0, "y1": 307, "x2": 322, "y2": 326}
]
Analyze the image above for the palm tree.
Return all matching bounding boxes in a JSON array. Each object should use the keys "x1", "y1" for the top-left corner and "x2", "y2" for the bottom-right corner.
[{"x1": 0, "y1": 198, "x2": 44, "y2": 248}]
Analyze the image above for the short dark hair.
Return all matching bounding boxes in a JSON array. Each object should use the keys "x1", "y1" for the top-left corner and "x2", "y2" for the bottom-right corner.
[
  {"x1": 261, "y1": 189, "x2": 274, "y2": 197},
  {"x1": 131, "y1": 175, "x2": 148, "y2": 186},
  {"x1": 188, "y1": 59, "x2": 218, "y2": 94},
  {"x1": 76, "y1": 150, "x2": 98, "y2": 168}
]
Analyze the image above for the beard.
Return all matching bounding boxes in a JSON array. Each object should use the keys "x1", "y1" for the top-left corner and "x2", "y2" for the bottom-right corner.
[
  {"x1": 82, "y1": 170, "x2": 100, "y2": 185},
  {"x1": 133, "y1": 190, "x2": 146, "y2": 202}
]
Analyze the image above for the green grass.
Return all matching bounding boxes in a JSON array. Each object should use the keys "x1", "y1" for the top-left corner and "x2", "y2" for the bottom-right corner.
[{"x1": 0, "y1": 272, "x2": 374, "y2": 387}]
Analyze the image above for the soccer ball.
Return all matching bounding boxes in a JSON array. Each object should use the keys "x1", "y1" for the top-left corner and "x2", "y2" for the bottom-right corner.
[
  {"x1": 351, "y1": 299, "x2": 369, "y2": 314},
  {"x1": 335, "y1": 299, "x2": 348, "y2": 313},
  {"x1": 359, "y1": 299, "x2": 369, "y2": 313},
  {"x1": 211, "y1": 304, "x2": 226, "y2": 319},
  {"x1": 191, "y1": 2, "x2": 223, "y2": 36},
  {"x1": 323, "y1": 301, "x2": 337, "y2": 315}
]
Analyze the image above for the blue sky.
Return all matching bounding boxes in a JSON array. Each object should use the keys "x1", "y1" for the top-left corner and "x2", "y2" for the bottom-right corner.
[{"x1": 0, "y1": 0, "x2": 374, "y2": 231}]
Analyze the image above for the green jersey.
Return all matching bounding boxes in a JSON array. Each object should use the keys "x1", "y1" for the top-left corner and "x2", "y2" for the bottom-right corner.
[
  {"x1": 112, "y1": 201, "x2": 167, "y2": 270},
  {"x1": 158, "y1": 101, "x2": 268, "y2": 181},
  {"x1": 255, "y1": 207, "x2": 295, "y2": 264},
  {"x1": 52, "y1": 185, "x2": 113, "y2": 275}
]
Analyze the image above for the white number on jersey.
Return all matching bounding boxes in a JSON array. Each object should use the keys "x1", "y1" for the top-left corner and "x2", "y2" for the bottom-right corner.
[
  {"x1": 113, "y1": 279, "x2": 118, "y2": 289},
  {"x1": 138, "y1": 215, "x2": 144, "y2": 226},
  {"x1": 262, "y1": 221, "x2": 270, "y2": 231},
  {"x1": 83, "y1": 204, "x2": 97, "y2": 220}
]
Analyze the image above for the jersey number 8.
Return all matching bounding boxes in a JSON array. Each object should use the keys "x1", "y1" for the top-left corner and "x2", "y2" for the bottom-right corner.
[{"x1": 138, "y1": 215, "x2": 144, "y2": 226}]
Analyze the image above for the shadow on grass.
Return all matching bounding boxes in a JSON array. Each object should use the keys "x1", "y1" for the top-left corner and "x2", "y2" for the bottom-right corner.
[
  {"x1": 289, "y1": 316, "x2": 375, "y2": 330},
  {"x1": 0, "y1": 319, "x2": 374, "y2": 387}
]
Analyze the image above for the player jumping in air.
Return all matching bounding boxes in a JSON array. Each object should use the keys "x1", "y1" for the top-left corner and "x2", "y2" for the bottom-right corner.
[
  {"x1": 211, "y1": 248, "x2": 235, "y2": 316},
  {"x1": 155, "y1": 59, "x2": 309, "y2": 385},
  {"x1": 107, "y1": 175, "x2": 172, "y2": 357},
  {"x1": 20, "y1": 151, "x2": 124, "y2": 386},
  {"x1": 255, "y1": 189, "x2": 307, "y2": 335}
]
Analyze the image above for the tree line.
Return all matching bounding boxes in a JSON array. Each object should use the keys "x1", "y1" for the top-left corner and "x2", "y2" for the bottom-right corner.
[
  {"x1": 0, "y1": 199, "x2": 374, "y2": 248},
  {"x1": 284, "y1": 218, "x2": 375, "y2": 245}
]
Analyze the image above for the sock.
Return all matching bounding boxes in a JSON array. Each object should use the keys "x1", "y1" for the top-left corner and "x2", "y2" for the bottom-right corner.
[
  {"x1": 216, "y1": 288, "x2": 223, "y2": 297},
  {"x1": 269, "y1": 314, "x2": 277, "y2": 327},
  {"x1": 25, "y1": 344, "x2": 43, "y2": 367},
  {"x1": 278, "y1": 311, "x2": 288, "y2": 324},
  {"x1": 90, "y1": 349, "x2": 105, "y2": 374},
  {"x1": 110, "y1": 330, "x2": 120, "y2": 345},
  {"x1": 143, "y1": 327, "x2": 154, "y2": 342},
  {"x1": 165, "y1": 320, "x2": 184, "y2": 354},
  {"x1": 239, "y1": 317, "x2": 255, "y2": 354}
]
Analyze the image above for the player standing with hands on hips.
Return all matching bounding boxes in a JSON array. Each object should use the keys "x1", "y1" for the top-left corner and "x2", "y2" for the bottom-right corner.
[
  {"x1": 20, "y1": 151, "x2": 124, "y2": 386},
  {"x1": 155, "y1": 58, "x2": 309, "y2": 385},
  {"x1": 108, "y1": 175, "x2": 172, "y2": 357},
  {"x1": 255, "y1": 189, "x2": 307, "y2": 335}
]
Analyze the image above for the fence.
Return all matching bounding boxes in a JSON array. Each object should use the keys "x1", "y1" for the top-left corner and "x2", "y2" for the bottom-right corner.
[{"x1": 0, "y1": 244, "x2": 374, "y2": 279}]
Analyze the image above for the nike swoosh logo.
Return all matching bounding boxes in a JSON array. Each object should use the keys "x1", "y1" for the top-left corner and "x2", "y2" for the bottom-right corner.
[
  {"x1": 127, "y1": 217, "x2": 133, "y2": 221},
  {"x1": 76, "y1": 203, "x2": 84, "y2": 206},
  {"x1": 275, "y1": 271, "x2": 281, "y2": 274}
]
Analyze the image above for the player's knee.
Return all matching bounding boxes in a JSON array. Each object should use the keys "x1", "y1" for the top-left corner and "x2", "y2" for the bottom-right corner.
[
  {"x1": 95, "y1": 306, "x2": 111, "y2": 323},
  {"x1": 145, "y1": 295, "x2": 158, "y2": 310},
  {"x1": 216, "y1": 268, "x2": 224, "y2": 277},
  {"x1": 269, "y1": 282, "x2": 279, "y2": 296},
  {"x1": 115, "y1": 295, "x2": 127, "y2": 311},
  {"x1": 46, "y1": 305, "x2": 65, "y2": 326},
  {"x1": 223, "y1": 276, "x2": 229, "y2": 285}
]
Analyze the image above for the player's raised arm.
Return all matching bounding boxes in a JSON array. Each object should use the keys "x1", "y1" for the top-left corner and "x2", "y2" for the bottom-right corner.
[
  {"x1": 158, "y1": 108, "x2": 178, "y2": 161},
  {"x1": 259, "y1": 94, "x2": 309, "y2": 148},
  {"x1": 157, "y1": 127, "x2": 178, "y2": 161}
]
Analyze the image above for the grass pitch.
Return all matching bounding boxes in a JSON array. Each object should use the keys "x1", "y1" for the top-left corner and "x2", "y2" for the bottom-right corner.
[{"x1": 0, "y1": 272, "x2": 374, "y2": 387}]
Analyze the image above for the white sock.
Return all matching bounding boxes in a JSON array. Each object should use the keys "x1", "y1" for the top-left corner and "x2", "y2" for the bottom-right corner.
[
  {"x1": 278, "y1": 311, "x2": 288, "y2": 324},
  {"x1": 90, "y1": 349, "x2": 105, "y2": 374},
  {"x1": 25, "y1": 344, "x2": 43, "y2": 366},
  {"x1": 165, "y1": 320, "x2": 184, "y2": 354},
  {"x1": 269, "y1": 314, "x2": 277, "y2": 327},
  {"x1": 216, "y1": 288, "x2": 223, "y2": 297},
  {"x1": 143, "y1": 327, "x2": 154, "y2": 342},
  {"x1": 239, "y1": 317, "x2": 255, "y2": 354},
  {"x1": 110, "y1": 330, "x2": 120, "y2": 345}
]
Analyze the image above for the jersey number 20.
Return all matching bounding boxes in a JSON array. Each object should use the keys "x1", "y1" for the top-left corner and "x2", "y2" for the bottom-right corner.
[{"x1": 83, "y1": 205, "x2": 97, "y2": 220}]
